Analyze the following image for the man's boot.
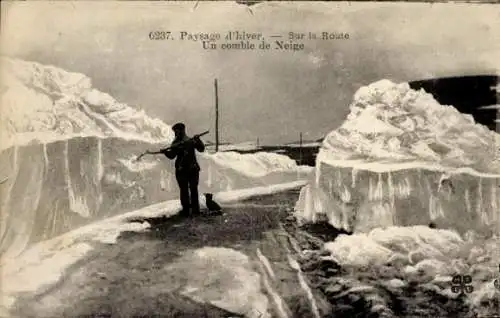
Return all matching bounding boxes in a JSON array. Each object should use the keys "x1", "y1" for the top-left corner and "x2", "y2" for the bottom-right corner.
[
  {"x1": 179, "y1": 208, "x2": 190, "y2": 218},
  {"x1": 191, "y1": 207, "x2": 201, "y2": 217}
]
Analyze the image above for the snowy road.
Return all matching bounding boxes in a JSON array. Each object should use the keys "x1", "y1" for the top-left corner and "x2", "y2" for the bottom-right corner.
[{"x1": 9, "y1": 188, "x2": 329, "y2": 318}]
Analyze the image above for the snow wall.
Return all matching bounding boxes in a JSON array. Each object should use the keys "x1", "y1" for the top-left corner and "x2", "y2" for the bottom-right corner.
[
  {"x1": 295, "y1": 80, "x2": 500, "y2": 236},
  {"x1": 0, "y1": 57, "x2": 310, "y2": 259}
]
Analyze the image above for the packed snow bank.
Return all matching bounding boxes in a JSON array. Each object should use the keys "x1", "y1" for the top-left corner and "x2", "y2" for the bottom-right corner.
[
  {"x1": 0, "y1": 57, "x2": 311, "y2": 260},
  {"x1": 1, "y1": 181, "x2": 304, "y2": 314},
  {"x1": 321, "y1": 79, "x2": 499, "y2": 172},
  {"x1": 295, "y1": 163, "x2": 500, "y2": 234},
  {"x1": 324, "y1": 226, "x2": 500, "y2": 316},
  {"x1": 209, "y1": 151, "x2": 311, "y2": 178},
  {"x1": 295, "y1": 80, "x2": 500, "y2": 234},
  {"x1": 0, "y1": 57, "x2": 174, "y2": 149},
  {"x1": 293, "y1": 79, "x2": 500, "y2": 318},
  {"x1": 0, "y1": 140, "x2": 310, "y2": 259}
]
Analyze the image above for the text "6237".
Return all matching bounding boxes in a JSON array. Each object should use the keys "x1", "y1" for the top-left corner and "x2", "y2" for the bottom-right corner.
[{"x1": 149, "y1": 31, "x2": 173, "y2": 40}]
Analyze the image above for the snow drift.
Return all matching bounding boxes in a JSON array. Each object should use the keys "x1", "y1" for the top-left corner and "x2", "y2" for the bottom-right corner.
[
  {"x1": 0, "y1": 57, "x2": 310, "y2": 259},
  {"x1": 295, "y1": 79, "x2": 500, "y2": 234},
  {"x1": 306, "y1": 226, "x2": 500, "y2": 317},
  {"x1": 320, "y1": 79, "x2": 499, "y2": 170},
  {"x1": 0, "y1": 58, "x2": 174, "y2": 149},
  {"x1": 294, "y1": 79, "x2": 500, "y2": 316}
]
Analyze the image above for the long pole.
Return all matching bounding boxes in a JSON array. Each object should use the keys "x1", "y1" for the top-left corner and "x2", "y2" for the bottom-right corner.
[{"x1": 215, "y1": 78, "x2": 219, "y2": 152}]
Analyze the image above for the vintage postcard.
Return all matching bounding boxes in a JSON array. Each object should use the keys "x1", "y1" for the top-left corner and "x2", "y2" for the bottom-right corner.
[{"x1": 1, "y1": 1, "x2": 499, "y2": 317}]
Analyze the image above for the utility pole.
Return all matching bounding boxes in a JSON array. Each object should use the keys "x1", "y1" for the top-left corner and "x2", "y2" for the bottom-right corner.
[
  {"x1": 214, "y1": 78, "x2": 219, "y2": 152},
  {"x1": 257, "y1": 137, "x2": 259, "y2": 148}
]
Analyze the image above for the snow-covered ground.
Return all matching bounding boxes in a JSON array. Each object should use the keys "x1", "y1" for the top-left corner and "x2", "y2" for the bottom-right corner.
[
  {"x1": 0, "y1": 57, "x2": 311, "y2": 261},
  {"x1": 294, "y1": 80, "x2": 500, "y2": 316}
]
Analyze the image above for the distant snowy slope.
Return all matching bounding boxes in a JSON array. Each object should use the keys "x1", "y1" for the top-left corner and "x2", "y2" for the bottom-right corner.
[
  {"x1": 0, "y1": 57, "x2": 173, "y2": 149},
  {"x1": 322, "y1": 80, "x2": 499, "y2": 172},
  {"x1": 209, "y1": 151, "x2": 310, "y2": 178},
  {"x1": 206, "y1": 141, "x2": 261, "y2": 152}
]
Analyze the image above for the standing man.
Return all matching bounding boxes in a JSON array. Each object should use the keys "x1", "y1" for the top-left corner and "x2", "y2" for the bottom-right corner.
[{"x1": 145, "y1": 123, "x2": 205, "y2": 217}]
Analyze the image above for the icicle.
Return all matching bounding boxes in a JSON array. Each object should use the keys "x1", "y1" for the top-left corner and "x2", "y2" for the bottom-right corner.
[
  {"x1": 491, "y1": 183, "x2": 498, "y2": 223},
  {"x1": 12, "y1": 145, "x2": 19, "y2": 180},
  {"x1": 314, "y1": 161, "x2": 321, "y2": 188},
  {"x1": 336, "y1": 169, "x2": 343, "y2": 188},
  {"x1": 401, "y1": 177, "x2": 411, "y2": 197},
  {"x1": 341, "y1": 205, "x2": 352, "y2": 232},
  {"x1": 477, "y1": 178, "x2": 486, "y2": 224},
  {"x1": 64, "y1": 140, "x2": 90, "y2": 217},
  {"x1": 313, "y1": 188, "x2": 324, "y2": 213},
  {"x1": 428, "y1": 194, "x2": 444, "y2": 220},
  {"x1": 428, "y1": 195, "x2": 435, "y2": 220},
  {"x1": 43, "y1": 143, "x2": 49, "y2": 169},
  {"x1": 374, "y1": 173, "x2": 384, "y2": 201},
  {"x1": 304, "y1": 185, "x2": 314, "y2": 221},
  {"x1": 96, "y1": 138, "x2": 103, "y2": 181},
  {"x1": 424, "y1": 178, "x2": 433, "y2": 198},
  {"x1": 340, "y1": 185, "x2": 351, "y2": 203},
  {"x1": 64, "y1": 141, "x2": 70, "y2": 191},
  {"x1": 351, "y1": 168, "x2": 358, "y2": 188},
  {"x1": 368, "y1": 176, "x2": 374, "y2": 201},
  {"x1": 407, "y1": 177, "x2": 413, "y2": 196},
  {"x1": 96, "y1": 138, "x2": 103, "y2": 206},
  {"x1": 387, "y1": 171, "x2": 395, "y2": 210},
  {"x1": 464, "y1": 188, "x2": 471, "y2": 215}
]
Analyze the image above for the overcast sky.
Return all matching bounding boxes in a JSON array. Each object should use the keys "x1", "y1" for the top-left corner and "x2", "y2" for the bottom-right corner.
[{"x1": 1, "y1": 2, "x2": 499, "y2": 144}]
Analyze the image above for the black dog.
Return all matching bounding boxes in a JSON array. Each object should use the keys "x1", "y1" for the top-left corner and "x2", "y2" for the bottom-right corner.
[{"x1": 204, "y1": 193, "x2": 222, "y2": 215}]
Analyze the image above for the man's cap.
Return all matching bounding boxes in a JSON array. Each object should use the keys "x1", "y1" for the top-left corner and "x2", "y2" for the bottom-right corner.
[{"x1": 172, "y1": 122, "x2": 185, "y2": 131}]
